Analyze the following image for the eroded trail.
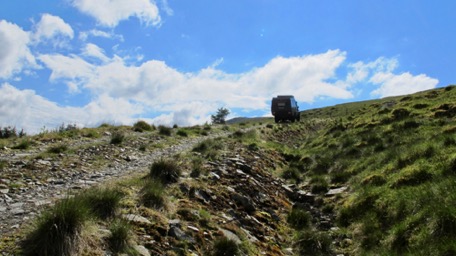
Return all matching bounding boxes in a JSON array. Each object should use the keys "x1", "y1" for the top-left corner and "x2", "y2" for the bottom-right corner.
[{"x1": 0, "y1": 130, "x2": 231, "y2": 238}]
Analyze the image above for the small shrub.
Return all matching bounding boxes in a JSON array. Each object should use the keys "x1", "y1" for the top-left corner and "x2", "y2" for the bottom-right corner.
[
  {"x1": 158, "y1": 125, "x2": 172, "y2": 136},
  {"x1": 211, "y1": 237, "x2": 239, "y2": 256},
  {"x1": 266, "y1": 124, "x2": 274, "y2": 129},
  {"x1": 108, "y1": 220, "x2": 137, "y2": 254},
  {"x1": 22, "y1": 197, "x2": 90, "y2": 256},
  {"x1": 141, "y1": 179, "x2": 165, "y2": 208},
  {"x1": 110, "y1": 131, "x2": 125, "y2": 145},
  {"x1": 133, "y1": 120, "x2": 153, "y2": 132},
  {"x1": 287, "y1": 208, "x2": 311, "y2": 230},
  {"x1": 149, "y1": 159, "x2": 181, "y2": 184}
]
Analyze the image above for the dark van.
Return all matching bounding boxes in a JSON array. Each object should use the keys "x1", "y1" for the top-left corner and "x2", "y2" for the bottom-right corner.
[{"x1": 271, "y1": 95, "x2": 300, "y2": 123}]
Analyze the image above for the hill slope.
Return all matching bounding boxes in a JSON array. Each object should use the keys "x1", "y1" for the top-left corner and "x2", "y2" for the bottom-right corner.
[{"x1": 1, "y1": 85, "x2": 456, "y2": 255}]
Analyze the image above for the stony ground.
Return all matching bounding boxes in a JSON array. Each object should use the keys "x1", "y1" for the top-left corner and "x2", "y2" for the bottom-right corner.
[
  {"x1": 0, "y1": 129, "x2": 228, "y2": 238},
  {"x1": 0, "y1": 125, "x2": 349, "y2": 255}
]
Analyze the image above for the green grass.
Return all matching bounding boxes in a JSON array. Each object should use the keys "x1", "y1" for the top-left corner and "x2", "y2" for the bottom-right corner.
[
  {"x1": 47, "y1": 144, "x2": 68, "y2": 154},
  {"x1": 141, "y1": 179, "x2": 166, "y2": 208},
  {"x1": 287, "y1": 208, "x2": 311, "y2": 230},
  {"x1": 22, "y1": 196, "x2": 91, "y2": 256},
  {"x1": 108, "y1": 220, "x2": 138, "y2": 255},
  {"x1": 110, "y1": 131, "x2": 125, "y2": 144},
  {"x1": 133, "y1": 120, "x2": 154, "y2": 132},
  {"x1": 268, "y1": 86, "x2": 456, "y2": 255},
  {"x1": 158, "y1": 125, "x2": 172, "y2": 136},
  {"x1": 11, "y1": 139, "x2": 31, "y2": 150},
  {"x1": 192, "y1": 138, "x2": 224, "y2": 159},
  {"x1": 81, "y1": 187, "x2": 124, "y2": 219},
  {"x1": 149, "y1": 158, "x2": 181, "y2": 184},
  {"x1": 211, "y1": 237, "x2": 240, "y2": 256}
]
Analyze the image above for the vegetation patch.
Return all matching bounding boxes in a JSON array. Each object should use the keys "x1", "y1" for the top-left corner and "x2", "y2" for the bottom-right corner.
[
  {"x1": 22, "y1": 197, "x2": 90, "y2": 256},
  {"x1": 149, "y1": 159, "x2": 181, "y2": 184}
]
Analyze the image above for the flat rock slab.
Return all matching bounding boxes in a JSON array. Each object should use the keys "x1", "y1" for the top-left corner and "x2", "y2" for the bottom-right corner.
[{"x1": 326, "y1": 186, "x2": 348, "y2": 196}]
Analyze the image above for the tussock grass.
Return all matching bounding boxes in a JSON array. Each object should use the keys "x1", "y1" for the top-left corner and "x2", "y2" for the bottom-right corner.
[
  {"x1": 22, "y1": 197, "x2": 90, "y2": 256},
  {"x1": 108, "y1": 220, "x2": 138, "y2": 255},
  {"x1": 110, "y1": 131, "x2": 125, "y2": 145},
  {"x1": 158, "y1": 125, "x2": 172, "y2": 136},
  {"x1": 149, "y1": 159, "x2": 181, "y2": 184},
  {"x1": 81, "y1": 187, "x2": 124, "y2": 219},
  {"x1": 287, "y1": 208, "x2": 311, "y2": 230},
  {"x1": 12, "y1": 139, "x2": 31, "y2": 150},
  {"x1": 294, "y1": 230, "x2": 331, "y2": 256},
  {"x1": 192, "y1": 138, "x2": 224, "y2": 159},
  {"x1": 47, "y1": 143, "x2": 68, "y2": 154},
  {"x1": 133, "y1": 120, "x2": 154, "y2": 132},
  {"x1": 141, "y1": 179, "x2": 166, "y2": 208}
]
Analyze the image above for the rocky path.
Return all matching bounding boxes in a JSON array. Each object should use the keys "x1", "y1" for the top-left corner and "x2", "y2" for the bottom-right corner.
[{"x1": 0, "y1": 129, "x2": 232, "y2": 239}]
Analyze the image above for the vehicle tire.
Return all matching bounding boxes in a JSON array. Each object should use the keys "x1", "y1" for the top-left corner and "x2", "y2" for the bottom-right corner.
[{"x1": 275, "y1": 116, "x2": 280, "y2": 123}]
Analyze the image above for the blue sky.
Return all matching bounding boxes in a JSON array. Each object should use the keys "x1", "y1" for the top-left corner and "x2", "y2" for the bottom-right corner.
[{"x1": 0, "y1": 0, "x2": 453, "y2": 133}]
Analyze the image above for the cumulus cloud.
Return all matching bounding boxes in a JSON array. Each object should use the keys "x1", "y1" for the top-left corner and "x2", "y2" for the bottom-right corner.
[
  {"x1": 8, "y1": 45, "x2": 440, "y2": 133},
  {"x1": 38, "y1": 53, "x2": 94, "y2": 81},
  {"x1": 82, "y1": 43, "x2": 110, "y2": 63},
  {"x1": 71, "y1": 0, "x2": 161, "y2": 27},
  {"x1": 345, "y1": 57, "x2": 438, "y2": 98},
  {"x1": 370, "y1": 72, "x2": 439, "y2": 98},
  {"x1": 0, "y1": 83, "x2": 144, "y2": 134},
  {"x1": 0, "y1": 20, "x2": 37, "y2": 79},
  {"x1": 32, "y1": 14, "x2": 74, "y2": 46}
]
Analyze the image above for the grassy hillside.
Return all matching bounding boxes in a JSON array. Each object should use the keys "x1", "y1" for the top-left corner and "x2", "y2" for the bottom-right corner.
[
  {"x1": 274, "y1": 85, "x2": 456, "y2": 255},
  {"x1": 2, "y1": 85, "x2": 456, "y2": 255}
]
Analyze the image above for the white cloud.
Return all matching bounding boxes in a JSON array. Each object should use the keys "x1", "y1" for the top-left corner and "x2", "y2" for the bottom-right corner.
[
  {"x1": 0, "y1": 20, "x2": 37, "y2": 79},
  {"x1": 71, "y1": 0, "x2": 161, "y2": 27},
  {"x1": 79, "y1": 29, "x2": 124, "y2": 42},
  {"x1": 345, "y1": 56, "x2": 438, "y2": 98},
  {"x1": 20, "y1": 47, "x2": 440, "y2": 133},
  {"x1": 38, "y1": 53, "x2": 94, "y2": 82},
  {"x1": 0, "y1": 83, "x2": 144, "y2": 134},
  {"x1": 160, "y1": 0, "x2": 174, "y2": 16},
  {"x1": 370, "y1": 72, "x2": 438, "y2": 98},
  {"x1": 32, "y1": 14, "x2": 74, "y2": 46},
  {"x1": 39, "y1": 49, "x2": 355, "y2": 116},
  {"x1": 82, "y1": 43, "x2": 110, "y2": 63}
]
